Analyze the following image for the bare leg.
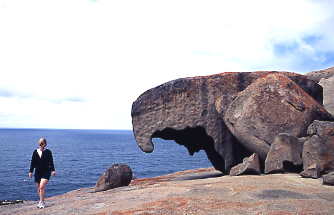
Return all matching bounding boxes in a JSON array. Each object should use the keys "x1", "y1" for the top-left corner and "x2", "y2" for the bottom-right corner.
[
  {"x1": 35, "y1": 183, "x2": 40, "y2": 200},
  {"x1": 39, "y1": 178, "x2": 49, "y2": 203}
]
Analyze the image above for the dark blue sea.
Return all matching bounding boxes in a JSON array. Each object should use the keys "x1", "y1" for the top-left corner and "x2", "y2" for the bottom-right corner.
[{"x1": 0, "y1": 129, "x2": 211, "y2": 201}]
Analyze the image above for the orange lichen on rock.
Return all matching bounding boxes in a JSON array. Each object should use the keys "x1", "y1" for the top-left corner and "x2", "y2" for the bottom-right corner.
[
  {"x1": 224, "y1": 73, "x2": 333, "y2": 160},
  {"x1": 132, "y1": 71, "x2": 325, "y2": 173},
  {"x1": 2, "y1": 168, "x2": 334, "y2": 215}
]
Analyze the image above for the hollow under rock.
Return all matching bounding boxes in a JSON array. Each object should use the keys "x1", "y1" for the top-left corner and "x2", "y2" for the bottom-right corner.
[{"x1": 152, "y1": 126, "x2": 252, "y2": 173}]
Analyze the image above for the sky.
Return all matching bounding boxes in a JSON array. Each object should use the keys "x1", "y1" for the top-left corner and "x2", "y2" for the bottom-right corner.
[{"x1": 0, "y1": 0, "x2": 334, "y2": 130}]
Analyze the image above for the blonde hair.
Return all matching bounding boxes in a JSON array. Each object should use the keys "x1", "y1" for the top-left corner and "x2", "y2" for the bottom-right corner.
[{"x1": 38, "y1": 138, "x2": 47, "y2": 146}]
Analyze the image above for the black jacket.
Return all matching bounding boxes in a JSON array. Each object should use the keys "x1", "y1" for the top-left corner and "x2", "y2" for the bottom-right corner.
[{"x1": 29, "y1": 149, "x2": 55, "y2": 173}]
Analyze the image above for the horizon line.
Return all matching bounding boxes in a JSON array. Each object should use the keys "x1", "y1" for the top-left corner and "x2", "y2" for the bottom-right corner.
[{"x1": 0, "y1": 127, "x2": 132, "y2": 131}]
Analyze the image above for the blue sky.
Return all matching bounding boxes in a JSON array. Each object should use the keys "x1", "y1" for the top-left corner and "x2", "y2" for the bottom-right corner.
[
  {"x1": 273, "y1": 34, "x2": 334, "y2": 71},
  {"x1": 0, "y1": 0, "x2": 333, "y2": 129}
]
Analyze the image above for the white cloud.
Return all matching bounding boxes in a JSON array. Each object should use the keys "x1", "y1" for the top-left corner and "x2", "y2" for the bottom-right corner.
[{"x1": 0, "y1": 0, "x2": 333, "y2": 129}]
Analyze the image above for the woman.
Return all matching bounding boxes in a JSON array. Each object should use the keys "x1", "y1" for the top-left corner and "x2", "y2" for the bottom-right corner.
[{"x1": 28, "y1": 137, "x2": 56, "y2": 209}]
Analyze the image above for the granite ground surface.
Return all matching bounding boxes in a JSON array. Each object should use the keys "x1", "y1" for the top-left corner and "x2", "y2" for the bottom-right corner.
[{"x1": 1, "y1": 168, "x2": 334, "y2": 215}]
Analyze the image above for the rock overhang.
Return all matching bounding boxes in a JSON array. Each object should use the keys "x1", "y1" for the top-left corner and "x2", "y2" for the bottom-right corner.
[{"x1": 131, "y1": 71, "x2": 330, "y2": 173}]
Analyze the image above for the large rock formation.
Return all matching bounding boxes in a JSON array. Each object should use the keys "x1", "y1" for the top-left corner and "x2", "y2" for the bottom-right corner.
[
  {"x1": 224, "y1": 73, "x2": 332, "y2": 161},
  {"x1": 131, "y1": 71, "x2": 327, "y2": 172}
]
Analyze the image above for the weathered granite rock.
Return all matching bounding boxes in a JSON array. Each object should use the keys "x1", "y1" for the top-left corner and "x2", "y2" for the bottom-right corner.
[
  {"x1": 319, "y1": 76, "x2": 334, "y2": 115},
  {"x1": 306, "y1": 67, "x2": 334, "y2": 115},
  {"x1": 230, "y1": 153, "x2": 261, "y2": 176},
  {"x1": 323, "y1": 172, "x2": 334, "y2": 185},
  {"x1": 302, "y1": 120, "x2": 334, "y2": 174},
  {"x1": 224, "y1": 73, "x2": 333, "y2": 161},
  {"x1": 264, "y1": 133, "x2": 303, "y2": 174},
  {"x1": 307, "y1": 120, "x2": 334, "y2": 137},
  {"x1": 300, "y1": 163, "x2": 321, "y2": 179},
  {"x1": 306, "y1": 66, "x2": 334, "y2": 82},
  {"x1": 3, "y1": 168, "x2": 334, "y2": 215},
  {"x1": 95, "y1": 164, "x2": 132, "y2": 192},
  {"x1": 132, "y1": 71, "x2": 323, "y2": 172}
]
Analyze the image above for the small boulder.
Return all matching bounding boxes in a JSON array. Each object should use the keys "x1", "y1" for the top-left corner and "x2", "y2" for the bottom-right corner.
[
  {"x1": 230, "y1": 153, "x2": 261, "y2": 176},
  {"x1": 300, "y1": 163, "x2": 321, "y2": 179},
  {"x1": 95, "y1": 164, "x2": 133, "y2": 192},
  {"x1": 265, "y1": 133, "x2": 302, "y2": 174},
  {"x1": 323, "y1": 172, "x2": 334, "y2": 185},
  {"x1": 302, "y1": 121, "x2": 334, "y2": 174}
]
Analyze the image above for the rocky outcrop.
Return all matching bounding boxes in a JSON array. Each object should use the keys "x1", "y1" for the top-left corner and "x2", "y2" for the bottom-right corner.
[
  {"x1": 131, "y1": 71, "x2": 324, "y2": 172},
  {"x1": 306, "y1": 67, "x2": 334, "y2": 115},
  {"x1": 306, "y1": 66, "x2": 334, "y2": 82},
  {"x1": 264, "y1": 133, "x2": 303, "y2": 174},
  {"x1": 229, "y1": 153, "x2": 261, "y2": 176},
  {"x1": 302, "y1": 120, "x2": 334, "y2": 174},
  {"x1": 95, "y1": 164, "x2": 133, "y2": 192},
  {"x1": 2, "y1": 168, "x2": 334, "y2": 215},
  {"x1": 319, "y1": 76, "x2": 334, "y2": 115},
  {"x1": 224, "y1": 73, "x2": 332, "y2": 161}
]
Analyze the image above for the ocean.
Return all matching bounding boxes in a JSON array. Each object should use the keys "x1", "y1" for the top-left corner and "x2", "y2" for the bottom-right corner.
[{"x1": 0, "y1": 128, "x2": 211, "y2": 201}]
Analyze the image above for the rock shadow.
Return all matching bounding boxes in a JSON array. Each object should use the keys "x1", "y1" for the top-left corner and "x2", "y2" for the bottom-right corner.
[
  {"x1": 173, "y1": 172, "x2": 224, "y2": 181},
  {"x1": 152, "y1": 126, "x2": 226, "y2": 172}
]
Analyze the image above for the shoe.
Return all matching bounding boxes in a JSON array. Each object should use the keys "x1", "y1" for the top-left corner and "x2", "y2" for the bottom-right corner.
[{"x1": 37, "y1": 201, "x2": 45, "y2": 209}]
